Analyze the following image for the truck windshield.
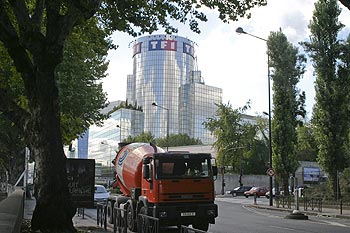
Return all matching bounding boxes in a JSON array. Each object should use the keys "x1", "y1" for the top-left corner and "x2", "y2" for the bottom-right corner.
[{"x1": 155, "y1": 158, "x2": 211, "y2": 179}]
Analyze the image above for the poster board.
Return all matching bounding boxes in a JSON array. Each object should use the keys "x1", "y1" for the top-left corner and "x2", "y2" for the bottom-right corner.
[
  {"x1": 66, "y1": 158, "x2": 95, "y2": 208},
  {"x1": 303, "y1": 167, "x2": 320, "y2": 183}
]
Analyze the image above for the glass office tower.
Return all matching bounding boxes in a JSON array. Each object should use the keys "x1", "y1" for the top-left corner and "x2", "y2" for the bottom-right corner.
[
  {"x1": 128, "y1": 34, "x2": 220, "y2": 142},
  {"x1": 179, "y1": 71, "x2": 222, "y2": 144}
]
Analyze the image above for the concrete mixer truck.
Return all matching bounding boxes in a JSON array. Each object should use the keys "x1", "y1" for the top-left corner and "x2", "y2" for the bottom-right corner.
[{"x1": 106, "y1": 142, "x2": 218, "y2": 232}]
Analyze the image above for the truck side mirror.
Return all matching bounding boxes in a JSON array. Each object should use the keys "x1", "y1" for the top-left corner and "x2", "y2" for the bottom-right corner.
[
  {"x1": 143, "y1": 164, "x2": 150, "y2": 179},
  {"x1": 212, "y1": 166, "x2": 218, "y2": 176}
]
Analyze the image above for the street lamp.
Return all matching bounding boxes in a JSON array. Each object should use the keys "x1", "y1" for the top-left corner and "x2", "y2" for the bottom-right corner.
[
  {"x1": 152, "y1": 102, "x2": 169, "y2": 151},
  {"x1": 116, "y1": 124, "x2": 124, "y2": 143},
  {"x1": 236, "y1": 27, "x2": 273, "y2": 206},
  {"x1": 101, "y1": 141, "x2": 115, "y2": 185}
]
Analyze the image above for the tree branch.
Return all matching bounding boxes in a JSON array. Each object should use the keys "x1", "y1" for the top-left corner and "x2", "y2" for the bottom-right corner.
[
  {"x1": 44, "y1": 1, "x2": 101, "y2": 66},
  {"x1": 32, "y1": 0, "x2": 45, "y2": 32},
  {"x1": 339, "y1": 0, "x2": 350, "y2": 10},
  {"x1": 0, "y1": 2, "x2": 34, "y2": 81},
  {"x1": 8, "y1": 0, "x2": 30, "y2": 36}
]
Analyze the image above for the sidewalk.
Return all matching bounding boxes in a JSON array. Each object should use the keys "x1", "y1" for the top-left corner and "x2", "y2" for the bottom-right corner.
[
  {"x1": 24, "y1": 197, "x2": 111, "y2": 232},
  {"x1": 216, "y1": 194, "x2": 350, "y2": 219}
]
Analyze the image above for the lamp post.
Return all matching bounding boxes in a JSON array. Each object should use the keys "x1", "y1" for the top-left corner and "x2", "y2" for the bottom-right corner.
[
  {"x1": 152, "y1": 102, "x2": 169, "y2": 151},
  {"x1": 101, "y1": 141, "x2": 114, "y2": 185},
  {"x1": 116, "y1": 124, "x2": 123, "y2": 143},
  {"x1": 236, "y1": 27, "x2": 273, "y2": 206}
]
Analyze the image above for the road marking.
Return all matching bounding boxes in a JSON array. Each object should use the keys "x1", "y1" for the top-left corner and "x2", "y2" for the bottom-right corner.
[
  {"x1": 269, "y1": 225, "x2": 302, "y2": 232},
  {"x1": 318, "y1": 220, "x2": 348, "y2": 228},
  {"x1": 242, "y1": 205, "x2": 280, "y2": 218}
]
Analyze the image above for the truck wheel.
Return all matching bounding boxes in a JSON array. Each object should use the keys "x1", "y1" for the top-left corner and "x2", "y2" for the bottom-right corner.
[
  {"x1": 107, "y1": 200, "x2": 114, "y2": 224},
  {"x1": 192, "y1": 222, "x2": 209, "y2": 232},
  {"x1": 127, "y1": 203, "x2": 137, "y2": 232}
]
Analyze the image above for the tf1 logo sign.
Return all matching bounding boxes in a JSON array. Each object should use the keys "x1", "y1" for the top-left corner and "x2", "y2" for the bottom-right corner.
[{"x1": 149, "y1": 40, "x2": 177, "y2": 51}]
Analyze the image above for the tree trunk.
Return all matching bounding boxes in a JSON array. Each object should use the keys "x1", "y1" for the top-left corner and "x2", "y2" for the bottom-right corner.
[{"x1": 27, "y1": 69, "x2": 76, "y2": 232}]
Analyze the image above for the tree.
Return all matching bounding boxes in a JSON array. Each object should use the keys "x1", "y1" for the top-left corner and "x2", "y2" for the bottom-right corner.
[
  {"x1": 242, "y1": 117, "x2": 270, "y2": 175},
  {"x1": 296, "y1": 124, "x2": 318, "y2": 161},
  {"x1": 58, "y1": 18, "x2": 110, "y2": 144},
  {"x1": 0, "y1": 15, "x2": 109, "y2": 212},
  {"x1": 156, "y1": 133, "x2": 202, "y2": 147},
  {"x1": 0, "y1": 1, "x2": 267, "y2": 232},
  {"x1": 123, "y1": 132, "x2": 156, "y2": 144},
  {"x1": 268, "y1": 30, "x2": 306, "y2": 195},
  {"x1": 203, "y1": 102, "x2": 256, "y2": 193},
  {"x1": 303, "y1": 0, "x2": 350, "y2": 198}
]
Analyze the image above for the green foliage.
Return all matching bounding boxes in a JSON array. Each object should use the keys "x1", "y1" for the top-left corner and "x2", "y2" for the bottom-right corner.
[
  {"x1": 302, "y1": 0, "x2": 350, "y2": 197},
  {"x1": 203, "y1": 102, "x2": 257, "y2": 169},
  {"x1": 240, "y1": 138, "x2": 269, "y2": 175},
  {"x1": 58, "y1": 17, "x2": 110, "y2": 144},
  {"x1": 296, "y1": 124, "x2": 318, "y2": 161},
  {"x1": 268, "y1": 30, "x2": 306, "y2": 193},
  {"x1": 339, "y1": 168, "x2": 350, "y2": 200},
  {"x1": 0, "y1": 115, "x2": 25, "y2": 183},
  {"x1": 98, "y1": 0, "x2": 267, "y2": 36},
  {"x1": 109, "y1": 99, "x2": 143, "y2": 114},
  {"x1": 156, "y1": 133, "x2": 202, "y2": 148},
  {"x1": 123, "y1": 132, "x2": 156, "y2": 144},
  {"x1": 123, "y1": 132, "x2": 202, "y2": 148}
]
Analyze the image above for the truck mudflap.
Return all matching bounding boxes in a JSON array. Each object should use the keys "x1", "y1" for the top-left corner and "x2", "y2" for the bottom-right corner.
[{"x1": 150, "y1": 203, "x2": 218, "y2": 226}]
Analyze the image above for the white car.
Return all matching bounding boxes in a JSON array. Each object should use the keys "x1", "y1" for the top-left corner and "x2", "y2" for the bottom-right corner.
[{"x1": 94, "y1": 185, "x2": 110, "y2": 205}]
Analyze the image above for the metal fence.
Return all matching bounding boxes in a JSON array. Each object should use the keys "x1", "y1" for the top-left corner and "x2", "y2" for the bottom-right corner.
[
  {"x1": 274, "y1": 195, "x2": 350, "y2": 215},
  {"x1": 113, "y1": 206, "x2": 127, "y2": 233},
  {"x1": 137, "y1": 213, "x2": 159, "y2": 233},
  {"x1": 275, "y1": 195, "x2": 293, "y2": 209},
  {"x1": 96, "y1": 202, "x2": 107, "y2": 230},
  {"x1": 303, "y1": 197, "x2": 322, "y2": 212}
]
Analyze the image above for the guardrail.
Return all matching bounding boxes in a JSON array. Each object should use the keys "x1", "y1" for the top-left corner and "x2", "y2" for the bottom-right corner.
[{"x1": 96, "y1": 202, "x2": 107, "y2": 230}]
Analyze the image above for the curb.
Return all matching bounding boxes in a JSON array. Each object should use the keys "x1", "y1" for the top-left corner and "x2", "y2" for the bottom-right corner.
[{"x1": 246, "y1": 204, "x2": 350, "y2": 220}]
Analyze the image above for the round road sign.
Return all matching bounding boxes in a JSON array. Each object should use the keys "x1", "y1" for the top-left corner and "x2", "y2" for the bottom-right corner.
[{"x1": 266, "y1": 168, "x2": 275, "y2": 177}]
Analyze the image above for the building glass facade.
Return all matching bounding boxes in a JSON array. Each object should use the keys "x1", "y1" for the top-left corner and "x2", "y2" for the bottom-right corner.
[
  {"x1": 179, "y1": 80, "x2": 222, "y2": 144},
  {"x1": 127, "y1": 34, "x2": 222, "y2": 143},
  {"x1": 88, "y1": 108, "x2": 143, "y2": 166}
]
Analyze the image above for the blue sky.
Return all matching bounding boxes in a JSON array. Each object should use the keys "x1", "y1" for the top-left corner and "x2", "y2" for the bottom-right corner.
[{"x1": 104, "y1": 0, "x2": 350, "y2": 120}]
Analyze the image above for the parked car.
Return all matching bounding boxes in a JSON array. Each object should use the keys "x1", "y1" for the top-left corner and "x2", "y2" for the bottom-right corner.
[
  {"x1": 228, "y1": 186, "x2": 253, "y2": 197},
  {"x1": 94, "y1": 185, "x2": 110, "y2": 205},
  {"x1": 244, "y1": 187, "x2": 268, "y2": 198}
]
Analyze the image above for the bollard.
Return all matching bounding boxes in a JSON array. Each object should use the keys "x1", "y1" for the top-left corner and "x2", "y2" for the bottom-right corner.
[
  {"x1": 254, "y1": 193, "x2": 257, "y2": 205},
  {"x1": 294, "y1": 189, "x2": 299, "y2": 210},
  {"x1": 340, "y1": 200, "x2": 343, "y2": 215}
]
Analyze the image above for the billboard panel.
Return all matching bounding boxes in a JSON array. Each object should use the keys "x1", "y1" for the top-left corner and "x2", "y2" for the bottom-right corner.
[{"x1": 303, "y1": 167, "x2": 320, "y2": 182}]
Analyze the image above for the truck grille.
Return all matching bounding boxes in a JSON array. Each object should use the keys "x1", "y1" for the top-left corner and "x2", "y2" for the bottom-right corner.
[{"x1": 162, "y1": 192, "x2": 208, "y2": 201}]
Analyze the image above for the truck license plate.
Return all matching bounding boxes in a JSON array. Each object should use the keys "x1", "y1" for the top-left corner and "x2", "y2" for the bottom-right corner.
[{"x1": 181, "y1": 212, "x2": 196, "y2": 217}]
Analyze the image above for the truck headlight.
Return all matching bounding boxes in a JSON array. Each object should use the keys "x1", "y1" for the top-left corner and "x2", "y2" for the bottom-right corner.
[{"x1": 159, "y1": 211, "x2": 167, "y2": 218}]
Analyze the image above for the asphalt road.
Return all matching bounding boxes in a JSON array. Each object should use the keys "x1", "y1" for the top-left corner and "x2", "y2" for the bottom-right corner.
[
  {"x1": 84, "y1": 197, "x2": 350, "y2": 233},
  {"x1": 211, "y1": 197, "x2": 350, "y2": 233}
]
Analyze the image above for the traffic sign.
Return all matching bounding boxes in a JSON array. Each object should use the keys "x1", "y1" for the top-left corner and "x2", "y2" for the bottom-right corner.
[{"x1": 266, "y1": 168, "x2": 275, "y2": 177}]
